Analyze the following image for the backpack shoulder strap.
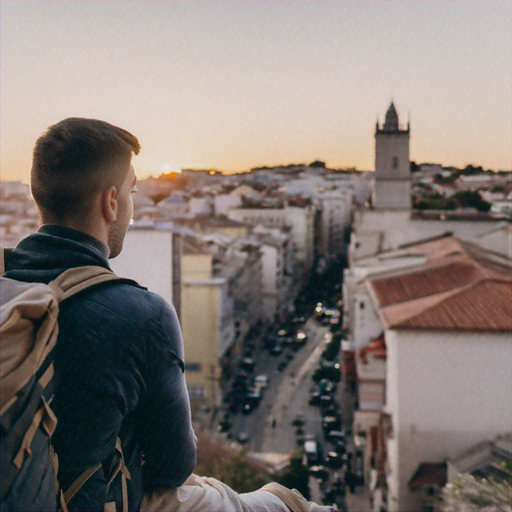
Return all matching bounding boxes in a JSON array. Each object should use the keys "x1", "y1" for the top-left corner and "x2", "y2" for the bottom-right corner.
[
  {"x1": 49, "y1": 266, "x2": 138, "y2": 303},
  {"x1": 1, "y1": 247, "x2": 14, "y2": 277}
]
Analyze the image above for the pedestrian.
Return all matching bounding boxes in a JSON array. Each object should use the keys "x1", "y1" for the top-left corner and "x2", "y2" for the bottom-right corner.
[
  {"x1": 3, "y1": 118, "x2": 336, "y2": 512},
  {"x1": 272, "y1": 418, "x2": 277, "y2": 428}
]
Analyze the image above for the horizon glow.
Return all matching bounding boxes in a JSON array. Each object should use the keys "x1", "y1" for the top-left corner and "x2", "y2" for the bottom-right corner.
[{"x1": 1, "y1": 1, "x2": 510, "y2": 184}]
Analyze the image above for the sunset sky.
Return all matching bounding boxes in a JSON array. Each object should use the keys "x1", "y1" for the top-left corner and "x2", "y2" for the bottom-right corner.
[{"x1": 1, "y1": 1, "x2": 510, "y2": 183}]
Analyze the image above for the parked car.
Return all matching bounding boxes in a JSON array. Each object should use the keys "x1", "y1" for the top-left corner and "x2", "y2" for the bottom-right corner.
[
  {"x1": 309, "y1": 391, "x2": 321, "y2": 405},
  {"x1": 253, "y1": 375, "x2": 268, "y2": 389},
  {"x1": 295, "y1": 331, "x2": 308, "y2": 347},
  {"x1": 326, "y1": 430, "x2": 346, "y2": 444},
  {"x1": 322, "y1": 415, "x2": 342, "y2": 432},
  {"x1": 270, "y1": 344, "x2": 283, "y2": 356},
  {"x1": 304, "y1": 439, "x2": 321, "y2": 466},
  {"x1": 319, "y1": 394, "x2": 334, "y2": 408},
  {"x1": 325, "y1": 451, "x2": 344, "y2": 468},
  {"x1": 309, "y1": 465, "x2": 328, "y2": 481},
  {"x1": 236, "y1": 432, "x2": 249, "y2": 444},
  {"x1": 240, "y1": 357, "x2": 255, "y2": 372}
]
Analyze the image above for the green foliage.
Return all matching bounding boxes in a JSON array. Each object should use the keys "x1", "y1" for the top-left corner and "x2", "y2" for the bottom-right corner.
[
  {"x1": 312, "y1": 364, "x2": 341, "y2": 383},
  {"x1": 195, "y1": 430, "x2": 272, "y2": 493},
  {"x1": 451, "y1": 190, "x2": 491, "y2": 212},
  {"x1": 413, "y1": 190, "x2": 491, "y2": 212},
  {"x1": 321, "y1": 336, "x2": 341, "y2": 361},
  {"x1": 277, "y1": 451, "x2": 310, "y2": 500},
  {"x1": 441, "y1": 473, "x2": 512, "y2": 511}
]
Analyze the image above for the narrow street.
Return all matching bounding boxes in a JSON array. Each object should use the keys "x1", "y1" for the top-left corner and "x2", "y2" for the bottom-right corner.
[
  {"x1": 226, "y1": 318, "x2": 330, "y2": 454},
  {"x1": 215, "y1": 309, "x2": 369, "y2": 510}
]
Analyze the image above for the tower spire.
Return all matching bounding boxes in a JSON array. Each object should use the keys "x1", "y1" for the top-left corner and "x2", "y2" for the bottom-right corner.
[{"x1": 383, "y1": 101, "x2": 399, "y2": 131}]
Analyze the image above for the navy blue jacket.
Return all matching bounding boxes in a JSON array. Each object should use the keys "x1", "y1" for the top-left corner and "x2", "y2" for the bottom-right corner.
[{"x1": 4, "y1": 225, "x2": 197, "y2": 511}]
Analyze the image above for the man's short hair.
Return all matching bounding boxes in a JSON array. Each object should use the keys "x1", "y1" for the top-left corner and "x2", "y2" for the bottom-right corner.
[{"x1": 31, "y1": 118, "x2": 141, "y2": 222}]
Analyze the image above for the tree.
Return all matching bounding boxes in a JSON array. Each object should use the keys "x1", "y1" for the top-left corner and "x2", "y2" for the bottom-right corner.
[
  {"x1": 441, "y1": 472, "x2": 512, "y2": 511},
  {"x1": 277, "y1": 450, "x2": 310, "y2": 500},
  {"x1": 309, "y1": 160, "x2": 326, "y2": 168},
  {"x1": 450, "y1": 190, "x2": 491, "y2": 212},
  {"x1": 312, "y1": 364, "x2": 341, "y2": 383},
  {"x1": 194, "y1": 430, "x2": 272, "y2": 493}
]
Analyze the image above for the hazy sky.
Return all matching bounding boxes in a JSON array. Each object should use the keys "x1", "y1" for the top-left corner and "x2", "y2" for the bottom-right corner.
[{"x1": 1, "y1": 1, "x2": 510, "y2": 182}]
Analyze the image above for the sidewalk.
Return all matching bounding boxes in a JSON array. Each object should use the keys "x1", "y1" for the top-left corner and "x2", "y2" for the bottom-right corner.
[{"x1": 346, "y1": 487, "x2": 372, "y2": 512}]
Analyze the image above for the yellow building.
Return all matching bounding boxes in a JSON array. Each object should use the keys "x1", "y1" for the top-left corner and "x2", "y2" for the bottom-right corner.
[{"x1": 181, "y1": 239, "x2": 234, "y2": 408}]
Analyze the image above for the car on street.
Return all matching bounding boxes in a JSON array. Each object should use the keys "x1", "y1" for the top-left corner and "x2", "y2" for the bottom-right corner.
[
  {"x1": 325, "y1": 451, "x2": 344, "y2": 468},
  {"x1": 253, "y1": 375, "x2": 268, "y2": 389},
  {"x1": 308, "y1": 391, "x2": 321, "y2": 405},
  {"x1": 277, "y1": 360, "x2": 288, "y2": 372},
  {"x1": 236, "y1": 432, "x2": 249, "y2": 444},
  {"x1": 270, "y1": 344, "x2": 283, "y2": 356},
  {"x1": 304, "y1": 438, "x2": 321, "y2": 466},
  {"x1": 309, "y1": 465, "x2": 328, "y2": 481},
  {"x1": 326, "y1": 430, "x2": 347, "y2": 444},
  {"x1": 322, "y1": 415, "x2": 342, "y2": 432},
  {"x1": 296, "y1": 331, "x2": 308, "y2": 345},
  {"x1": 240, "y1": 357, "x2": 255, "y2": 372},
  {"x1": 319, "y1": 394, "x2": 334, "y2": 407},
  {"x1": 309, "y1": 391, "x2": 320, "y2": 405}
]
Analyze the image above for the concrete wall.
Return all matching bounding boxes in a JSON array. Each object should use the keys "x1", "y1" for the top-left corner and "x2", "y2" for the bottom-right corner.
[
  {"x1": 353, "y1": 287, "x2": 383, "y2": 350},
  {"x1": 373, "y1": 180, "x2": 412, "y2": 211},
  {"x1": 385, "y1": 329, "x2": 512, "y2": 511},
  {"x1": 182, "y1": 253, "x2": 213, "y2": 281},
  {"x1": 261, "y1": 244, "x2": 278, "y2": 321},
  {"x1": 352, "y1": 209, "x2": 509, "y2": 260},
  {"x1": 374, "y1": 131, "x2": 410, "y2": 210},
  {"x1": 110, "y1": 228, "x2": 173, "y2": 305},
  {"x1": 214, "y1": 194, "x2": 241, "y2": 216}
]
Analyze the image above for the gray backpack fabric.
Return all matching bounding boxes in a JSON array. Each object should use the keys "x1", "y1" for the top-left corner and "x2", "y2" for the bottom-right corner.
[{"x1": 1, "y1": 251, "x2": 130, "y2": 511}]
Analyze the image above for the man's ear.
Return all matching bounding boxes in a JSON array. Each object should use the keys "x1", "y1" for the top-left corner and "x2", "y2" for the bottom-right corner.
[{"x1": 102, "y1": 186, "x2": 118, "y2": 223}]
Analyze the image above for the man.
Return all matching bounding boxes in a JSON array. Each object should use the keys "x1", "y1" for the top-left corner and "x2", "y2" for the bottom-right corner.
[
  {"x1": 4, "y1": 118, "x2": 197, "y2": 511},
  {"x1": 5, "y1": 118, "x2": 335, "y2": 512}
]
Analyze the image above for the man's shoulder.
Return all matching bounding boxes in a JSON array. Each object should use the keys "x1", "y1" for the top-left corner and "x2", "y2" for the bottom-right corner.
[
  {"x1": 59, "y1": 279, "x2": 183, "y2": 361},
  {"x1": 65, "y1": 279, "x2": 173, "y2": 327}
]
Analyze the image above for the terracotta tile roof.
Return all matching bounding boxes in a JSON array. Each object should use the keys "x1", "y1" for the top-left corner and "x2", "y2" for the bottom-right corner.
[
  {"x1": 372, "y1": 261, "x2": 480, "y2": 306},
  {"x1": 369, "y1": 236, "x2": 512, "y2": 331},
  {"x1": 408, "y1": 462, "x2": 447, "y2": 490},
  {"x1": 389, "y1": 280, "x2": 511, "y2": 331}
]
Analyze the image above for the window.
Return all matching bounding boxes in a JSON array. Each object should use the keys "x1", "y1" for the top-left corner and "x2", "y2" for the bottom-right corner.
[
  {"x1": 360, "y1": 301, "x2": 365, "y2": 310},
  {"x1": 392, "y1": 156, "x2": 399, "y2": 169},
  {"x1": 185, "y1": 362, "x2": 202, "y2": 372},
  {"x1": 187, "y1": 384, "x2": 206, "y2": 399}
]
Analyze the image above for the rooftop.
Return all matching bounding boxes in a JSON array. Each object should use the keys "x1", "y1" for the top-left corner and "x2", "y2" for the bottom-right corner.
[{"x1": 369, "y1": 236, "x2": 512, "y2": 331}]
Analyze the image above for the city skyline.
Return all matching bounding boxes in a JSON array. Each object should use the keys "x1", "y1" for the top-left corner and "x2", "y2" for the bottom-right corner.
[{"x1": 1, "y1": 1, "x2": 510, "y2": 183}]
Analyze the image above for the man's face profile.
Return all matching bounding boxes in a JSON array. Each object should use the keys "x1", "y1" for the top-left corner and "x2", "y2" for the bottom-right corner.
[{"x1": 108, "y1": 164, "x2": 137, "y2": 258}]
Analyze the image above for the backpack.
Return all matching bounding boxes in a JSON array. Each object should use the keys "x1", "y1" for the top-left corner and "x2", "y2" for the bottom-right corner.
[{"x1": 1, "y1": 251, "x2": 133, "y2": 512}]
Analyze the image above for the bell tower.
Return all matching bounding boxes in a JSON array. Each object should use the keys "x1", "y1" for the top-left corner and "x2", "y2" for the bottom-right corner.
[{"x1": 374, "y1": 102, "x2": 411, "y2": 210}]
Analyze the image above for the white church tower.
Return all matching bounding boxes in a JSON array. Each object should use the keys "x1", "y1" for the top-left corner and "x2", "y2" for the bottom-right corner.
[{"x1": 374, "y1": 102, "x2": 411, "y2": 210}]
